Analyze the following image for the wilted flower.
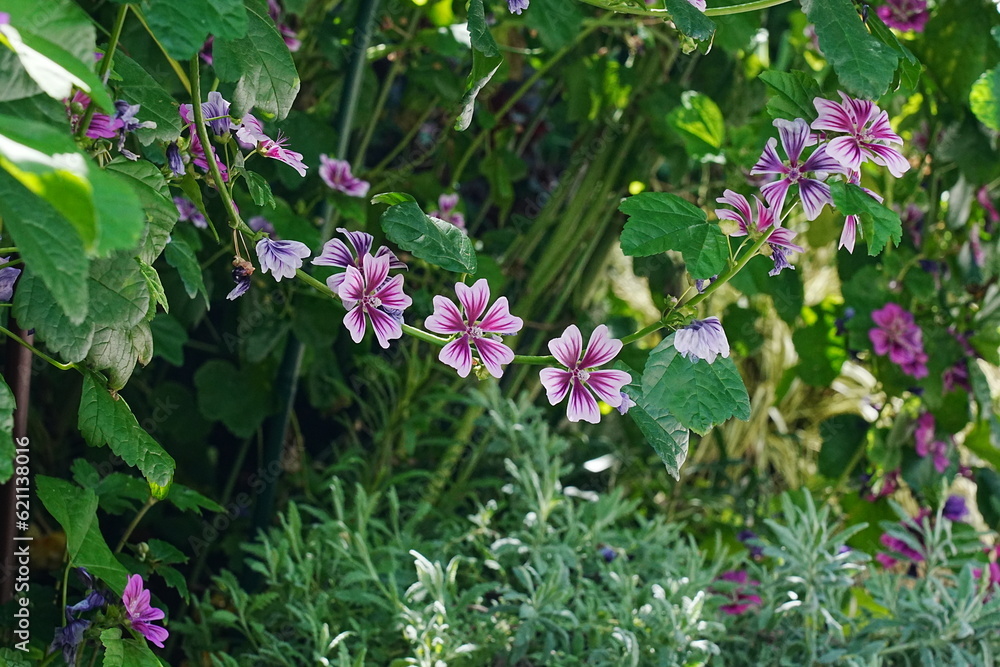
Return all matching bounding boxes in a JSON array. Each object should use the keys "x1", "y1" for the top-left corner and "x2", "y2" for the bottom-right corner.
[
  {"x1": 174, "y1": 197, "x2": 207, "y2": 229},
  {"x1": 255, "y1": 237, "x2": 310, "y2": 281},
  {"x1": 166, "y1": 142, "x2": 185, "y2": 176},
  {"x1": 424, "y1": 279, "x2": 523, "y2": 378},
  {"x1": 674, "y1": 317, "x2": 731, "y2": 364},
  {"x1": 313, "y1": 228, "x2": 406, "y2": 292},
  {"x1": 258, "y1": 133, "x2": 308, "y2": 177},
  {"x1": 180, "y1": 90, "x2": 234, "y2": 136},
  {"x1": 811, "y1": 93, "x2": 909, "y2": 177},
  {"x1": 0, "y1": 258, "x2": 21, "y2": 302},
  {"x1": 67, "y1": 91, "x2": 121, "y2": 139},
  {"x1": 616, "y1": 391, "x2": 636, "y2": 415},
  {"x1": 338, "y1": 253, "x2": 412, "y2": 348},
  {"x1": 751, "y1": 118, "x2": 842, "y2": 220},
  {"x1": 50, "y1": 619, "x2": 89, "y2": 665},
  {"x1": 122, "y1": 574, "x2": 169, "y2": 648},
  {"x1": 319, "y1": 155, "x2": 369, "y2": 197},
  {"x1": 869, "y1": 303, "x2": 928, "y2": 378},
  {"x1": 876, "y1": 0, "x2": 929, "y2": 33},
  {"x1": 539, "y1": 325, "x2": 631, "y2": 424},
  {"x1": 227, "y1": 257, "x2": 254, "y2": 301},
  {"x1": 429, "y1": 193, "x2": 466, "y2": 228}
]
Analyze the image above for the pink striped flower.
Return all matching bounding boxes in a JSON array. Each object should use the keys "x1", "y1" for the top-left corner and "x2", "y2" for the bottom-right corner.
[
  {"x1": 338, "y1": 253, "x2": 411, "y2": 348},
  {"x1": 539, "y1": 325, "x2": 631, "y2": 424},
  {"x1": 425, "y1": 279, "x2": 523, "y2": 378},
  {"x1": 122, "y1": 575, "x2": 168, "y2": 648},
  {"x1": 811, "y1": 93, "x2": 909, "y2": 177},
  {"x1": 319, "y1": 155, "x2": 370, "y2": 197},
  {"x1": 715, "y1": 190, "x2": 804, "y2": 276}
]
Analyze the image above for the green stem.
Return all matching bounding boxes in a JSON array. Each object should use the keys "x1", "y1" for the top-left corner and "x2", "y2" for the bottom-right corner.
[
  {"x1": 620, "y1": 319, "x2": 667, "y2": 345},
  {"x1": 572, "y1": 0, "x2": 790, "y2": 17},
  {"x1": 294, "y1": 268, "x2": 335, "y2": 297},
  {"x1": 511, "y1": 353, "x2": 555, "y2": 365},
  {"x1": 0, "y1": 326, "x2": 76, "y2": 370},
  {"x1": 400, "y1": 324, "x2": 448, "y2": 346},
  {"x1": 681, "y1": 227, "x2": 775, "y2": 310},
  {"x1": 75, "y1": 4, "x2": 128, "y2": 139},
  {"x1": 114, "y1": 497, "x2": 157, "y2": 553},
  {"x1": 188, "y1": 59, "x2": 245, "y2": 243},
  {"x1": 0, "y1": 247, "x2": 18, "y2": 254}
]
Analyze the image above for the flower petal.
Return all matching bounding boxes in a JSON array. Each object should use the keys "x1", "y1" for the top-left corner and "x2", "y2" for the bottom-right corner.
[
  {"x1": 566, "y1": 379, "x2": 601, "y2": 423},
  {"x1": 456, "y1": 279, "x2": 490, "y2": 324},
  {"x1": 439, "y1": 335, "x2": 473, "y2": 377},
  {"x1": 312, "y1": 238, "x2": 356, "y2": 268},
  {"x1": 750, "y1": 137, "x2": 787, "y2": 175},
  {"x1": 775, "y1": 118, "x2": 810, "y2": 163},
  {"x1": 840, "y1": 216, "x2": 857, "y2": 253},
  {"x1": 479, "y1": 296, "x2": 523, "y2": 334},
  {"x1": 585, "y1": 369, "x2": 631, "y2": 406},
  {"x1": 362, "y1": 253, "x2": 390, "y2": 292},
  {"x1": 812, "y1": 97, "x2": 853, "y2": 134},
  {"x1": 373, "y1": 274, "x2": 412, "y2": 310},
  {"x1": 425, "y1": 296, "x2": 467, "y2": 334},
  {"x1": 579, "y1": 324, "x2": 622, "y2": 368},
  {"x1": 825, "y1": 136, "x2": 863, "y2": 172},
  {"x1": 548, "y1": 324, "x2": 583, "y2": 369},
  {"x1": 474, "y1": 336, "x2": 515, "y2": 378},
  {"x1": 343, "y1": 305, "x2": 367, "y2": 343},
  {"x1": 337, "y1": 265, "x2": 366, "y2": 302},
  {"x1": 539, "y1": 367, "x2": 572, "y2": 404},
  {"x1": 797, "y1": 178, "x2": 833, "y2": 221},
  {"x1": 864, "y1": 142, "x2": 910, "y2": 177},
  {"x1": 368, "y1": 306, "x2": 403, "y2": 348}
]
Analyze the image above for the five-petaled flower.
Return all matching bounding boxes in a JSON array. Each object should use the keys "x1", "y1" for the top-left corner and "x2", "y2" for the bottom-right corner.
[
  {"x1": 811, "y1": 93, "x2": 910, "y2": 177},
  {"x1": 313, "y1": 228, "x2": 406, "y2": 292},
  {"x1": 319, "y1": 155, "x2": 370, "y2": 197},
  {"x1": 751, "y1": 118, "x2": 842, "y2": 220},
  {"x1": 122, "y1": 574, "x2": 169, "y2": 648},
  {"x1": 715, "y1": 190, "x2": 804, "y2": 276},
  {"x1": 256, "y1": 237, "x2": 311, "y2": 282},
  {"x1": 425, "y1": 279, "x2": 523, "y2": 378},
  {"x1": 869, "y1": 302, "x2": 928, "y2": 378},
  {"x1": 674, "y1": 317, "x2": 731, "y2": 364},
  {"x1": 539, "y1": 325, "x2": 631, "y2": 424},
  {"x1": 338, "y1": 253, "x2": 412, "y2": 348}
]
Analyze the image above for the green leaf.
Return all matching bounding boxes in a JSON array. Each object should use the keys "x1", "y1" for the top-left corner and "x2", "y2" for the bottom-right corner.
[
  {"x1": 101, "y1": 627, "x2": 125, "y2": 667},
  {"x1": 150, "y1": 313, "x2": 186, "y2": 366},
  {"x1": 916, "y1": 0, "x2": 1000, "y2": 105},
  {"x1": 666, "y1": 91, "x2": 725, "y2": 160},
  {"x1": 113, "y1": 53, "x2": 183, "y2": 144},
  {"x1": 90, "y1": 168, "x2": 147, "y2": 256},
  {"x1": 243, "y1": 169, "x2": 276, "y2": 207},
  {"x1": 104, "y1": 158, "x2": 177, "y2": 265},
  {"x1": 641, "y1": 333, "x2": 750, "y2": 435},
  {"x1": 801, "y1": 0, "x2": 899, "y2": 99},
  {"x1": 194, "y1": 360, "x2": 269, "y2": 438},
  {"x1": 758, "y1": 70, "x2": 822, "y2": 122},
  {"x1": 971, "y1": 67, "x2": 1000, "y2": 132},
  {"x1": 663, "y1": 0, "x2": 715, "y2": 42},
  {"x1": 618, "y1": 192, "x2": 727, "y2": 280},
  {"x1": 164, "y1": 236, "x2": 209, "y2": 306},
  {"x1": 78, "y1": 372, "x2": 176, "y2": 489},
  {"x1": 468, "y1": 0, "x2": 500, "y2": 58},
  {"x1": 617, "y1": 362, "x2": 690, "y2": 480},
  {"x1": 829, "y1": 181, "x2": 901, "y2": 255},
  {"x1": 214, "y1": 4, "x2": 299, "y2": 119},
  {"x1": 0, "y1": 169, "x2": 90, "y2": 323},
  {"x1": 966, "y1": 421, "x2": 1000, "y2": 471},
  {"x1": 728, "y1": 255, "x2": 803, "y2": 325},
  {"x1": 0, "y1": 379, "x2": 15, "y2": 484},
  {"x1": 0, "y1": 22, "x2": 114, "y2": 111},
  {"x1": 792, "y1": 300, "x2": 846, "y2": 387},
  {"x1": 817, "y1": 415, "x2": 868, "y2": 478},
  {"x1": 380, "y1": 201, "x2": 478, "y2": 273},
  {"x1": 12, "y1": 272, "x2": 95, "y2": 362},
  {"x1": 86, "y1": 322, "x2": 152, "y2": 391},
  {"x1": 864, "y1": 11, "x2": 921, "y2": 91},
  {"x1": 370, "y1": 192, "x2": 416, "y2": 206},
  {"x1": 166, "y1": 482, "x2": 224, "y2": 515},
  {"x1": 139, "y1": 259, "x2": 169, "y2": 315},
  {"x1": 456, "y1": 0, "x2": 503, "y2": 131},
  {"x1": 139, "y1": 0, "x2": 249, "y2": 61},
  {"x1": 35, "y1": 476, "x2": 129, "y2": 594},
  {"x1": 89, "y1": 256, "x2": 151, "y2": 329}
]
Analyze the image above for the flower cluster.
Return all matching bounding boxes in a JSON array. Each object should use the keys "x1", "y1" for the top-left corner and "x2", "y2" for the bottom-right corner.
[
  {"x1": 868, "y1": 303, "x2": 929, "y2": 378},
  {"x1": 66, "y1": 91, "x2": 155, "y2": 159},
  {"x1": 914, "y1": 412, "x2": 951, "y2": 473}
]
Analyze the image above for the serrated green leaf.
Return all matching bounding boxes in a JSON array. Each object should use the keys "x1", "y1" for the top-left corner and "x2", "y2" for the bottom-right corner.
[
  {"x1": 214, "y1": 4, "x2": 299, "y2": 119},
  {"x1": 158, "y1": 564, "x2": 190, "y2": 602},
  {"x1": 380, "y1": 201, "x2": 478, "y2": 273},
  {"x1": 78, "y1": 372, "x2": 176, "y2": 489},
  {"x1": 243, "y1": 169, "x2": 275, "y2": 207},
  {"x1": 468, "y1": 0, "x2": 500, "y2": 58},
  {"x1": 971, "y1": 67, "x2": 1000, "y2": 132},
  {"x1": 829, "y1": 181, "x2": 901, "y2": 255},
  {"x1": 113, "y1": 52, "x2": 183, "y2": 144},
  {"x1": 455, "y1": 48, "x2": 502, "y2": 132},
  {"x1": 0, "y1": 379, "x2": 14, "y2": 484},
  {"x1": 802, "y1": 0, "x2": 899, "y2": 99},
  {"x1": 86, "y1": 322, "x2": 151, "y2": 391},
  {"x1": 666, "y1": 90, "x2": 725, "y2": 160},
  {"x1": 104, "y1": 158, "x2": 177, "y2": 265},
  {"x1": 641, "y1": 333, "x2": 750, "y2": 435},
  {"x1": 12, "y1": 271, "x2": 95, "y2": 362},
  {"x1": 35, "y1": 476, "x2": 129, "y2": 594},
  {"x1": 194, "y1": 359, "x2": 269, "y2": 438},
  {"x1": 89, "y1": 256, "x2": 151, "y2": 329},
  {"x1": 618, "y1": 192, "x2": 727, "y2": 279},
  {"x1": 166, "y1": 482, "x2": 224, "y2": 515},
  {"x1": 617, "y1": 362, "x2": 690, "y2": 480},
  {"x1": 139, "y1": 0, "x2": 249, "y2": 61},
  {"x1": 0, "y1": 169, "x2": 90, "y2": 323},
  {"x1": 663, "y1": 0, "x2": 715, "y2": 42},
  {"x1": 864, "y1": 11, "x2": 921, "y2": 91},
  {"x1": 139, "y1": 259, "x2": 169, "y2": 315},
  {"x1": 164, "y1": 236, "x2": 209, "y2": 305},
  {"x1": 90, "y1": 168, "x2": 147, "y2": 256},
  {"x1": 758, "y1": 70, "x2": 822, "y2": 122},
  {"x1": 101, "y1": 627, "x2": 125, "y2": 667}
]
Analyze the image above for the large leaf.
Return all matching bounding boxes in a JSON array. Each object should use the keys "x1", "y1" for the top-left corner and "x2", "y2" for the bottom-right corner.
[
  {"x1": 0, "y1": 379, "x2": 14, "y2": 484},
  {"x1": 78, "y1": 372, "x2": 176, "y2": 489},
  {"x1": 663, "y1": 0, "x2": 715, "y2": 42},
  {"x1": 641, "y1": 333, "x2": 750, "y2": 435},
  {"x1": 113, "y1": 52, "x2": 183, "y2": 144},
  {"x1": 916, "y1": 0, "x2": 1000, "y2": 105},
  {"x1": 104, "y1": 158, "x2": 177, "y2": 264},
  {"x1": 90, "y1": 168, "x2": 147, "y2": 256},
  {"x1": 728, "y1": 254, "x2": 803, "y2": 325},
  {"x1": 666, "y1": 91, "x2": 725, "y2": 161},
  {"x1": 829, "y1": 181, "x2": 901, "y2": 255},
  {"x1": 0, "y1": 169, "x2": 90, "y2": 324},
  {"x1": 455, "y1": 0, "x2": 502, "y2": 131},
  {"x1": 213, "y1": 4, "x2": 299, "y2": 119},
  {"x1": 35, "y1": 476, "x2": 129, "y2": 595},
  {"x1": 164, "y1": 235, "x2": 209, "y2": 305},
  {"x1": 86, "y1": 322, "x2": 152, "y2": 391},
  {"x1": 971, "y1": 66, "x2": 1000, "y2": 132},
  {"x1": 801, "y1": 0, "x2": 898, "y2": 99},
  {"x1": 139, "y1": 0, "x2": 249, "y2": 61},
  {"x1": 619, "y1": 192, "x2": 727, "y2": 279},
  {"x1": 100, "y1": 628, "x2": 165, "y2": 667},
  {"x1": 758, "y1": 70, "x2": 822, "y2": 122},
  {"x1": 12, "y1": 272, "x2": 95, "y2": 362},
  {"x1": 617, "y1": 362, "x2": 690, "y2": 480},
  {"x1": 380, "y1": 200, "x2": 478, "y2": 273},
  {"x1": 88, "y1": 256, "x2": 151, "y2": 330}
]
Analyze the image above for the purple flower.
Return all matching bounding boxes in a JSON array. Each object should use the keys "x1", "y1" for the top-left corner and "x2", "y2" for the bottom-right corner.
[
  {"x1": 715, "y1": 190, "x2": 804, "y2": 276},
  {"x1": 598, "y1": 545, "x2": 617, "y2": 562},
  {"x1": 0, "y1": 260, "x2": 21, "y2": 302},
  {"x1": 737, "y1": 530, "x2": 765, "y2": 558},
  {"x1": 50, "y1": 619, "x2": 89, "y2": 665},
  {"x1": 687, "y1": 0, "x2": 706, "y2": 9},
  {"x1": 943, "y1": 362, "x2": 970, "y2": 394},
  {"x1": 248, "y1": 216, "x2": 276, "y2": 236},
  {"x1": 839, "y1": 171, "x2": 883, "y2": 253},
  {"x1": 869, "y1": 303, "x2": 928, "y2": 378},
  {"x1": 258, "y1": 133, "x2": 308, "y2": 177},
  {"x1": 616, "y1": 390, "x2": 636, "y2": 415},
  {"x1": 507, "y1": 0, "x2": 529, "y2": 14},
  {"x1": 280, "y1": 24, "x2": 301, "y2": 51},
  {"x1": 424, "y1": 279, "x2": 523, "y2": 378},
  {"x1": 715, "y1": 570, "x2": 762, "y2": 615},
  {"x1": 876, "y1": 0, "x2": 929, "y2": 32},
  {"x1": 228, "y1": 258, "x2": 254, "y2": 301},
  {"x1": 915, "y1": 412, "x2": 949, "y2": 473},
  {"x1": 180, "y1": 91, "x2": 234, "y2": 136},
  {"x1": 429, "y1": 193, "x2": 466, "y2": 229},
  {"x1": 67, "y1": 590, "x2": 106, "y2": 618},
  {"x1": 943, "y1": 495, "x2": 968, "y2": 522},
  {"x1": 751, "y1": 118, "x2": 842, "y2": 220},
  {"x1": 811, "y1": 93, "x2": 909, "y2": 177},
  {"x1": 187, "y1": 131, "x2": 229, "y2": 181},
  {"x1": 166, "y1": 142, "x2": 185, "y2": 176},
  {"x1": 122, "y1": 574, "x2": 169, "y2": 648},
  {"x1": 234, "y1": 113, "x2": 268, "y2": 150},
  {"x1": 319, "y1": 155, "x2": 370, "y2": 197},
  {"x1": 256, "y1": 237, "x2": 310, "y2": 281},
  {"x1": 338, "y1": 253, "x2": 412, "y2": 348},
  {"x1": 313, "y1": 228, "x2": 406, "y2": 292},
  {"x1": 674, "y1": 317, "x2": 730, "y2": 364},
  {"x1": 174, "y1": 197, "x2": 207, "y2": 229},
  {"x1": 539, "y1": 325, "x2": 632, "y2": 424},
  {"x1": 67, "y1": 91, "x2": 123, "y2": 139}
]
